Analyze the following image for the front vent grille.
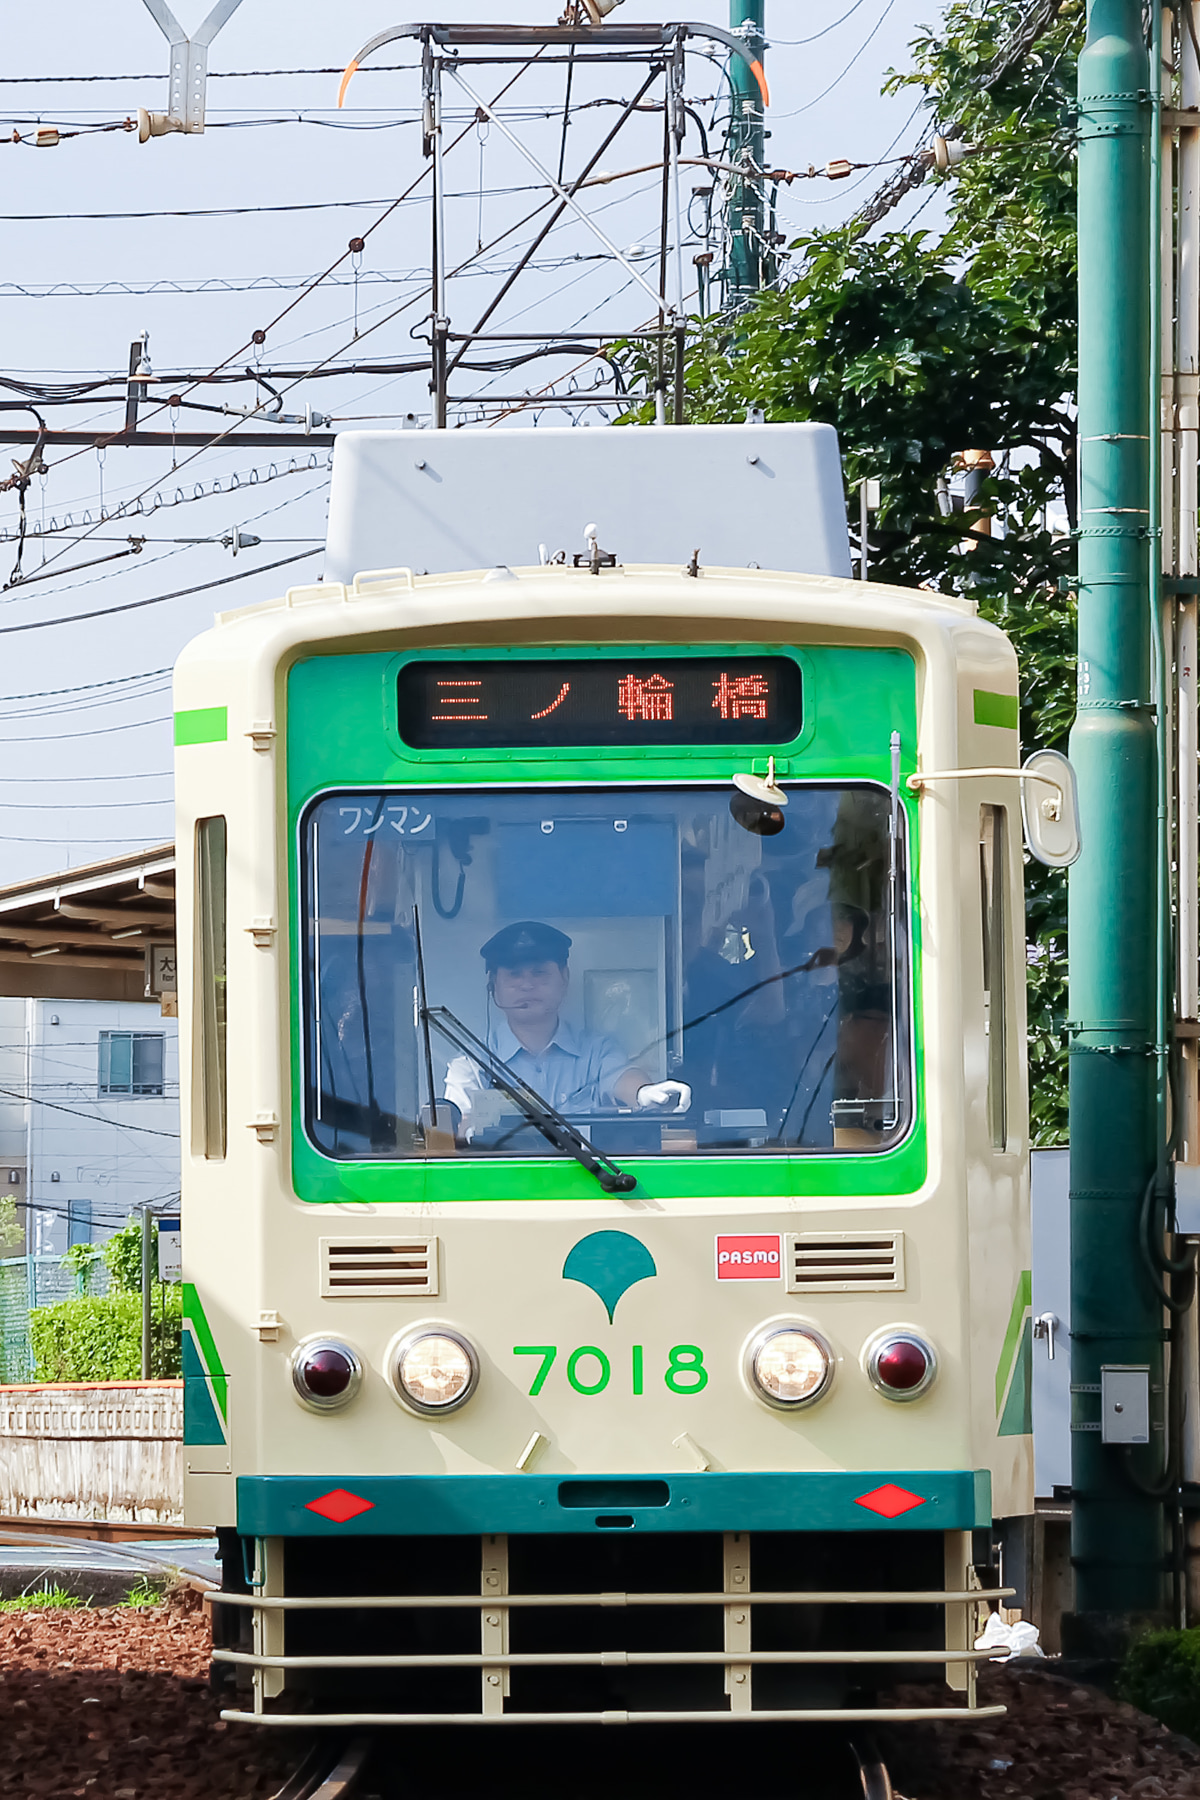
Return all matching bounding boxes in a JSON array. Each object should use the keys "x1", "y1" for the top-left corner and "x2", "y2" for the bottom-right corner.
[
  {"x1": 785, "y1": 1230, "x2": 905, "y2": 1294},
  {"x1": 319, "y1": 1236, "x2": 439, "y2": 1299}
]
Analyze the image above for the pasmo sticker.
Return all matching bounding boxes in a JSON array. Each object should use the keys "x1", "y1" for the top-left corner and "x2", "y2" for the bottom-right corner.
[{"x1": 716, "y1": 1234, "x2": 782, "y2": 1280}]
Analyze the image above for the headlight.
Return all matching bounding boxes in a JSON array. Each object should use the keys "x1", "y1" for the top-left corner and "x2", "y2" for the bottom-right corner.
[
  {"x1": 290, "y1": 1338, "x2": 363, "y2": 1412},
  {"x1": 745, "y1": 1323, "x2": 834, "y2": 1410},
  {"x1": 390, "y1": 1328, "x2": 479, "y2": 1415},
  {"x1": 865, "y1": 1330, "x2": 937, "y2": 1401}
]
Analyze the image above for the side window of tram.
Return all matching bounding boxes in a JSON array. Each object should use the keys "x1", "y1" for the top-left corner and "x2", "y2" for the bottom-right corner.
[
  {"x1": 195, "y1": 817, "x2": 228, "y2": 1159},
  {"x1": 979, "y1": 804, "x2": 1008, "y2": 1151}
]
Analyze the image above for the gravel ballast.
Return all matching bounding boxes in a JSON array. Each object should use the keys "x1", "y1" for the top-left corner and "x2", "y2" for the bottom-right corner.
[
  {"x1": 8, "y1": 1595, "x2": 1200, "y2": 1798},
  {"x1": 0, "y1": 1589, "x2": 290, "y2": 1800}
]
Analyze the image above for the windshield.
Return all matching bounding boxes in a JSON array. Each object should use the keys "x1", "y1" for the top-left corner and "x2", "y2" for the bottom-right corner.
[{"x1": 301, "y1": 784, "x2": 911, "y2": 1162}]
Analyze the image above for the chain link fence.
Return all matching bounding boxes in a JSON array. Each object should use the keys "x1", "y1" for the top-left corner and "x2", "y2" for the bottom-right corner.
[{"x1": 0, "y1": 1256, "x2": 112, "y2": 1384}]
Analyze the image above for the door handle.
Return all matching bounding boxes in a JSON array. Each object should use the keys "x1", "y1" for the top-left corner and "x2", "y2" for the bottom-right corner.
[{"x1": 1032, "y1": 1311, "x2": 1058, "y2": 1360}]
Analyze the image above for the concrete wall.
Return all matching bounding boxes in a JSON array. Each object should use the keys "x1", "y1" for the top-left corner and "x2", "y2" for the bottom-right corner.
[{"x1": 0, "y1": 1380, "x2": 182, "y2": 1525}]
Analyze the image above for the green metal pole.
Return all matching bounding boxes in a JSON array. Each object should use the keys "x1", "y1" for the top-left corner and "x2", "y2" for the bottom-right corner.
[
  {"x1": 727, "y1": 0, "x2": 765, "y2": 304},
  {"x1": 1068, "y1": 0, "x2": 1166, "y2": 1635}
]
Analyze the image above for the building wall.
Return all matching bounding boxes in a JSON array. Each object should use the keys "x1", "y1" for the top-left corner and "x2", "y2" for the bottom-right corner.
[
  {"x1": 0, "y1": 998, "x2": 182, "y2": 1258},
  {"x1": 0, "y1": 998, "x2": 28, "y2": 1252}
]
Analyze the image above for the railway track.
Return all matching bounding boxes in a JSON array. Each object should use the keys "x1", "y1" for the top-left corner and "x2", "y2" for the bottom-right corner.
[
  {"x1": 260, "y1": 1726, "x2": 893, "y2": 1799},
  {"x1": 851, "y1": 1737, "x2": 895, "y2": 1799},
  {"x1": 268, "y1": 1735, "x2": 373, "y2": 1800},
  {"x1": 0, "y1": 1513, "x2": 212, "y2": 1547}
]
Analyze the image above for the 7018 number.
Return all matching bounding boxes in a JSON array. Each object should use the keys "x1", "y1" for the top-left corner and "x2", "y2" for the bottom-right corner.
[{"x1": 513, "y1": 1344, "x2": 708, "y2": 1397}]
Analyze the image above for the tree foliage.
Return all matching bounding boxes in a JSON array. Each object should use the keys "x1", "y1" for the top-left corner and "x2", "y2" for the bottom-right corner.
[
  {"x1": 621, "y1": 0, "x2": 1083, "y2": 1140},
  {"x1": 0, "y1": 1195, "x2": 21, "y2": 1254}
]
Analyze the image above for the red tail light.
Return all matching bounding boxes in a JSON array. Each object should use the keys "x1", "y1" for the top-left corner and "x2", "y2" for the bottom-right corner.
[
  {"x1": 290, "y1": 1339, "x2": 363, "y2": 1411},
  {"x1": 866, "y1": 1332, "x2": 936, "y2": 1401}
]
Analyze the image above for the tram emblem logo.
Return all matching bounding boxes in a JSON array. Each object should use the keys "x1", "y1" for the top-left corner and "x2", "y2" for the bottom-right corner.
[
  {"x1": 716, "y1": 1234, "x2": 782, "y2": 1280},
  {"x1": 562, "y1": 1230, "x2": 657, "y2": 1323}
]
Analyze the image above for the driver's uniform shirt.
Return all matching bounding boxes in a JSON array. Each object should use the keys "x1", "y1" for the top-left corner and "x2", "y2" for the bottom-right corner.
[{"x1": 444, "y1": 1015, "x2": 632, "y2": 1118}]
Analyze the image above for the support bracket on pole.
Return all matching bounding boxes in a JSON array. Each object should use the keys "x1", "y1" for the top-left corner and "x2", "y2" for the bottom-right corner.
[{"x1": 139, "y1": 0, "x2": 246, "y2": 135}]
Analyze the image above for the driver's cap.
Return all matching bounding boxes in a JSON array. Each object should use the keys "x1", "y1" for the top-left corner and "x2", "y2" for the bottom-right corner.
[{"x1": 481, "y1": 921, "x2": 572, "y2": 970}]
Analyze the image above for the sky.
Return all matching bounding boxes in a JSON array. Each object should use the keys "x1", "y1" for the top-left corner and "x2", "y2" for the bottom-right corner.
[{"x1": 0, "y1": 0, "x2": 949, "y2": 885}]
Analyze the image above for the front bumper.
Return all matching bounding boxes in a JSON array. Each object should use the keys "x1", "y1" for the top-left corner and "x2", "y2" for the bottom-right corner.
[
  {"x1": 235, "y1": 1468, "x2": 992, "y2": 1537},
  {"x1": 216, "y1": 1470, "x2": 1005, "y2": 1727}
]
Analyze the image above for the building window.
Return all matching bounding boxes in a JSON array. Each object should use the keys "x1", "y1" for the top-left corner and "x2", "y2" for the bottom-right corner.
[
  {"x1": 98, "y1": 1030, "x2": 165, "y2": 1097},
  {"x1": 67, "y1": 1199, "x2": 92, "y2": 1248}
]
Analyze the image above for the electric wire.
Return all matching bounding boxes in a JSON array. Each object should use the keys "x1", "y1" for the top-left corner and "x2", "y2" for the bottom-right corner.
[
  {"x1": 0, "y1": 770, "x2": 171, "y2": 783},
  {"x1": 0, "y1": 1087, "x2": 178, "y2": 1136},
  {"x1": 0, "y1": 667, "x2": 170, "y2": 700},
  {"x1": 0, "y1": 64, "x2": 420, "y2": 84},
  {"x1": 769, "y1": 0, "x2": 873, "y2": 45},
  {"x1": 0, "y1": 716, "x2": 169, "y2": 744},
  {"x1": 24, "y1": 54, "x2": 549, "y2": 580},
  {"x1": 0, "y1": 547, "x2": 318, "y2": 637},
  {"x1": 773, "y1": 0, "x2": 901, "y2": 118}
]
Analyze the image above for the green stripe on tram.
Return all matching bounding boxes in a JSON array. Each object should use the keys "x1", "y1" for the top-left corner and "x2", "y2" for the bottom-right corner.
[
  {"x1": 182, "y1": 1331, "x2": 227, "y2": 1447},
  {"x1": 995, "y1": 1268, "x2": 1032, "y2": 1416},
  {"x1": 973, "y1": 689, "x2": 1019, "y2": 730},
  {"x1": 183, "y1": 1281, "x2": 228, "y2": 1419},
  {"x1": 175, "y1": 705, "x2": 228, "y2": 746}
]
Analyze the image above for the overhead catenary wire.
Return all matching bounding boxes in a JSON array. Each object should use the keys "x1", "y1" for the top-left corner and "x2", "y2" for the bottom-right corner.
[
  {"x1": 0, "y1": 547, "x2": 318, "y2": 637},
  {"x1": 0, "y1": 63, "x2": 421, "y2": 83},
  {"x1": 18, "y1": 53, "x2": 550, "y2": 585}
]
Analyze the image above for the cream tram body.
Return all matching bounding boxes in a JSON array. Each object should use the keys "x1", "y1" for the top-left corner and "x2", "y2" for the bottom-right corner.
[{"x1": 175, "y1": 558, "x2": 1031, "y2": 1728}]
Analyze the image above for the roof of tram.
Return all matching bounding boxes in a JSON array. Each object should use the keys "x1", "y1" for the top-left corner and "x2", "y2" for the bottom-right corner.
[{"x1": 0, "y1": 844, "x2": 175, "y2": 1003}]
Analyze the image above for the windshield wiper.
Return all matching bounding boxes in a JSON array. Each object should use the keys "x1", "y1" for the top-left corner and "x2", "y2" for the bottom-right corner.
[{"x1": 423, "y1": 1004, "x2": 637, "y2": 1194}]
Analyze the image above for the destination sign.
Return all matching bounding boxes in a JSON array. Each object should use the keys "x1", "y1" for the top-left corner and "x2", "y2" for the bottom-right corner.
[{"x1": 396, "y1": 657, "x2": 803, "y2": 749}]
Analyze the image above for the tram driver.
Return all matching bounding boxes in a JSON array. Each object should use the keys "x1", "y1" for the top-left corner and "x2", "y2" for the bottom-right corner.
[{"x1": 443, "y1": 920, "x2": 691, "y2": 1131}]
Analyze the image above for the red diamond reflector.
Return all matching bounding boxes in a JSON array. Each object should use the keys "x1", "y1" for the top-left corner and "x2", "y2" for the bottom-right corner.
[
  {"x1": 854, "y1": 1484, "x2": 926, "y2": 1520},
  {"x1": 305, "y1": 1488, "x2": 375, "y2": 1523}
]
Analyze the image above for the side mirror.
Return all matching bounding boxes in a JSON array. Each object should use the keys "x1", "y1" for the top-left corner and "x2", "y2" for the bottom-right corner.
[{"x1": 1020, "y1": 749, "x2": 1081, "y2": 867}]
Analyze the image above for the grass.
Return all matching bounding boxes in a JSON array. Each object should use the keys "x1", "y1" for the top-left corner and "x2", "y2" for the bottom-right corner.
[
  {"x1": 121, "y1": 1577, "x2": 166, "y2": 1608},
  {"x1": 0, "y1": 1583, "x2": 84, "y2": 1612},
  {"x1": 0, "y1": 1575, "x2": 168, "y2": 1612}
]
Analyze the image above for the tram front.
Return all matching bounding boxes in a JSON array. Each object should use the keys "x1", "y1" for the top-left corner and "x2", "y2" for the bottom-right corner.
[{"x1": 178, "y1": 427, "x2": 1031, "y2": 1732}]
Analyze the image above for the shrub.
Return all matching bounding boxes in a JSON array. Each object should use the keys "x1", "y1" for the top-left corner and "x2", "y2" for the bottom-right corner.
[
  {"x1": 29, "y1": 1285, "x2": 181, "y2": 1382},
  {"x1": 1120, "y1": 1628, "x2": 1200, "y2": 1743},
  {"x1": 103, "y1": 1216, "x2": 147, "y2": 1293},
  {"x1": 62, "y1": 1241, "x2": 105, "y2": 1293}
]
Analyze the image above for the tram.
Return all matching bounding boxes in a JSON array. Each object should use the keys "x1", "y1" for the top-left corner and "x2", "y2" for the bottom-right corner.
[{"x1": 177, "y1": 420, "x2": 1051, "y2": 1734}]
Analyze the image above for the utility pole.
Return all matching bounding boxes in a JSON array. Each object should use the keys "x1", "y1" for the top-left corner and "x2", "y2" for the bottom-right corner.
[
  {"x1": 727, "y1": 1, "x2": 766, "y2": 305},
  {"x1": 1067, "y1": 0, "x2": 1166, "y2": 1642}
]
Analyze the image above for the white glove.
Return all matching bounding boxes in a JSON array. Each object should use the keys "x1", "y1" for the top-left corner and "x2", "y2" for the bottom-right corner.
[{"x1": 636, "y1": 1080, "x2": 692, "y2": 1113}]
